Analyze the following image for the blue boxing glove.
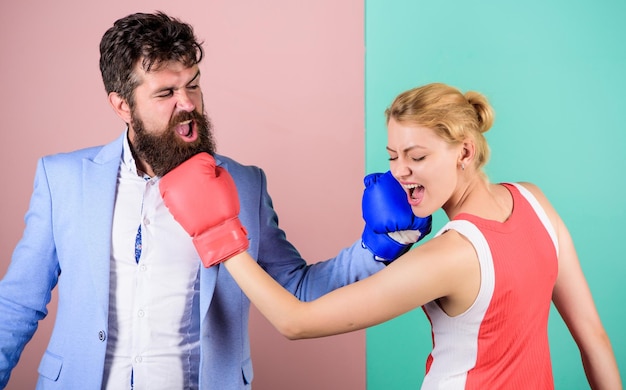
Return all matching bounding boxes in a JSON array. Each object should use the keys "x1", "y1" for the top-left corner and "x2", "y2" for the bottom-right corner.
[{"x1": 361, "y1": 171, "x2": 432, "y2": 262}]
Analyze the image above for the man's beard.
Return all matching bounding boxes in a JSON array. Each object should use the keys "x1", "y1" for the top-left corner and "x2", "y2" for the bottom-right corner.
[{"x1": 131, "y1": 109, "x2": 216, "y2": 177}]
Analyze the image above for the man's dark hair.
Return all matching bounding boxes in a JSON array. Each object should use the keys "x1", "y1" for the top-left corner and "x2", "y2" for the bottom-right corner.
[{"x1": 99, "y1": 11, "x2": 204, "y2": 105}]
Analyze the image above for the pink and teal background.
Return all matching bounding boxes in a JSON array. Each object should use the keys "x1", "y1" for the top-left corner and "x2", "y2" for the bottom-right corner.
[{"x1": 1, "y1": 1, "x2": 623, "y2": 388}]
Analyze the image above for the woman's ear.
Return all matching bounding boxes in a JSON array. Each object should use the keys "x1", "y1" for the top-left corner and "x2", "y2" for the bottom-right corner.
[
  {"x1": 459, "y1": 140, "x2": 476, "y2": 169},
  {"x1": 108, "y1": 92, "x2": 131, "y2": 124}
]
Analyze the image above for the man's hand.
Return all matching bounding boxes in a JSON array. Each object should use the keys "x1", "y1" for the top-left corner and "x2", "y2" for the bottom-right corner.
[
  {"x1": 159, "y1": 153, "x2": 249, "y2": 267},
  {"x1": 361, "y1": 171, "x2": 432, "y2": 262}
]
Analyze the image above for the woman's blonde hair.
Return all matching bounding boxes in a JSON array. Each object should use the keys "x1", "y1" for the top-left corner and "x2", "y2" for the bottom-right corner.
[{"x1": 385, "y1": 83, "x2": 495, "y2": 170}]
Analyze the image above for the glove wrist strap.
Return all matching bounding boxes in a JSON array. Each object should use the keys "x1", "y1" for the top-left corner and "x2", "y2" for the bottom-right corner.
[
  {"x1": 193, "y1": 218, "x2": 249, "y2": 267},
  {"x1": 361, "y1": 225, "x2": 412, "y2": 262}
]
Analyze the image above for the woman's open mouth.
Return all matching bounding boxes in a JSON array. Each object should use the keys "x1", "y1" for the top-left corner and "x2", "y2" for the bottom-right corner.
[{"x1": 404, "y1": 183, "x2": 425, "y2": 205}]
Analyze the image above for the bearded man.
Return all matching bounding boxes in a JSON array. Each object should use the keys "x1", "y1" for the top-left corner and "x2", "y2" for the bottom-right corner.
[{"x1": 0, "y1": 11, "x2": 431, "y2": 390}]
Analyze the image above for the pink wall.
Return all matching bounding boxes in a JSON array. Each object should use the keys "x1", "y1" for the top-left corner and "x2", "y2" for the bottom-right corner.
[{"x1": 0, "y1": 1, "x2": 365, "y2": 389}]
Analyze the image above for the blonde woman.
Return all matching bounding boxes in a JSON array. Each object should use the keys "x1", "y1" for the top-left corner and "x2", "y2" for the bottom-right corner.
[{"x1": 162, "y1": 82, "x2": 622, "y2": 389}]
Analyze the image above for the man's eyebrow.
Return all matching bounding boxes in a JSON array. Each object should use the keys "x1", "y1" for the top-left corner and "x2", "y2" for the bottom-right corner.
[
  {"x1": 188, "y1": 70, "x2": 201, "y2": 85},
  {"x1": 153, "y1": 70, "x2": 202, "y2": 94}
]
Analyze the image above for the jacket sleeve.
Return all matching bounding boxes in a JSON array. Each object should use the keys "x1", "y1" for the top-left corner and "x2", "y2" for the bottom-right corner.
[{"x1": 0, "y1": 159, "x2": 60, "y2": 387}]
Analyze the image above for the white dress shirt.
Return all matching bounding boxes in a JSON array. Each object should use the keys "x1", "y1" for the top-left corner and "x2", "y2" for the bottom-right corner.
[{"x1": 103, "y1": 133, "x2": 201, "y2": 390}]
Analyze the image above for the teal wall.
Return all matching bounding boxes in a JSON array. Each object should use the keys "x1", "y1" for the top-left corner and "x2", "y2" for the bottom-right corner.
[{"x1": 365, "y1": 1, "x2": 626, "y2": 388}]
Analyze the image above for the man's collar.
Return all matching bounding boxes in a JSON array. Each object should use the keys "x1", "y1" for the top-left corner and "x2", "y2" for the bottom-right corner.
[{"x1": 122, "y1": 128, "x2": 147, "y2": 178}]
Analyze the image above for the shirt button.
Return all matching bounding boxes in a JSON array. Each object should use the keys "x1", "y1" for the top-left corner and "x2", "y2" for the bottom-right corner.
[
  {"x1": 144, "y1": 218, "x2": 151, "y2": 226},
  {"x1": 138, "y1": 310, "x2": 145, "y2": 317},
  {"x1": 98, "y1": 330, "x2": 106, "y2": 341},
  {"x1": 139, "y1": 264, "x2": 147, "y2": 272},
  {"x1": 135, "y1": 356, "x2": 143, "y2": 363}
]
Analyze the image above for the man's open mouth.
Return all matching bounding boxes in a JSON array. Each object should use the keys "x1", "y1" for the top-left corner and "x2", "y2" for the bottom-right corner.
[{"x1": 176, "y1": 120, "x2": 193, "y2": 138}]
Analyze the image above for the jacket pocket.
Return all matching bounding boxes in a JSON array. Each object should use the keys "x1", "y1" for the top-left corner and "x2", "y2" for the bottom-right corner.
[{"x1": 38, "y1": 350, "x2": 63, "y2": 381}]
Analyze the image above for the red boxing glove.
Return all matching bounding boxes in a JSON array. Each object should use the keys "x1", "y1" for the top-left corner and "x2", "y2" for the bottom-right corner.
[{"x1": 159, "y1": 152, "x2": 249, "y2": 267}]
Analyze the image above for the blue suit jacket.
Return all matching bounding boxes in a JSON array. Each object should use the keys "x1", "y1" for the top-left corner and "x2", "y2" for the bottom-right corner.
[{"x1": 0, "y1": 132, "x2": 384, "y2": 389}]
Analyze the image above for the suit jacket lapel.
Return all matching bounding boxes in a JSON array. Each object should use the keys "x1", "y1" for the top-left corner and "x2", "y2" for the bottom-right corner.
[
  {"x1": 199, "y1": 267, "x2": 218, "y2": 319},
  {"x1": 81, "y1": 133, "x2": 124, "y2": 316}
]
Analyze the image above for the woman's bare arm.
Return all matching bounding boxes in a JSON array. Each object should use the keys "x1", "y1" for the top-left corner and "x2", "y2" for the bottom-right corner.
[{"x1": 223, "y1": 230, "x2": 477, "y2": 339}]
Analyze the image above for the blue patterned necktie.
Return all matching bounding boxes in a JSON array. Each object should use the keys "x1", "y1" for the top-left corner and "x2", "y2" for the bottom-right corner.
[{"x1": 134, "y1": 225, "x2": 142, "y2": 263}]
